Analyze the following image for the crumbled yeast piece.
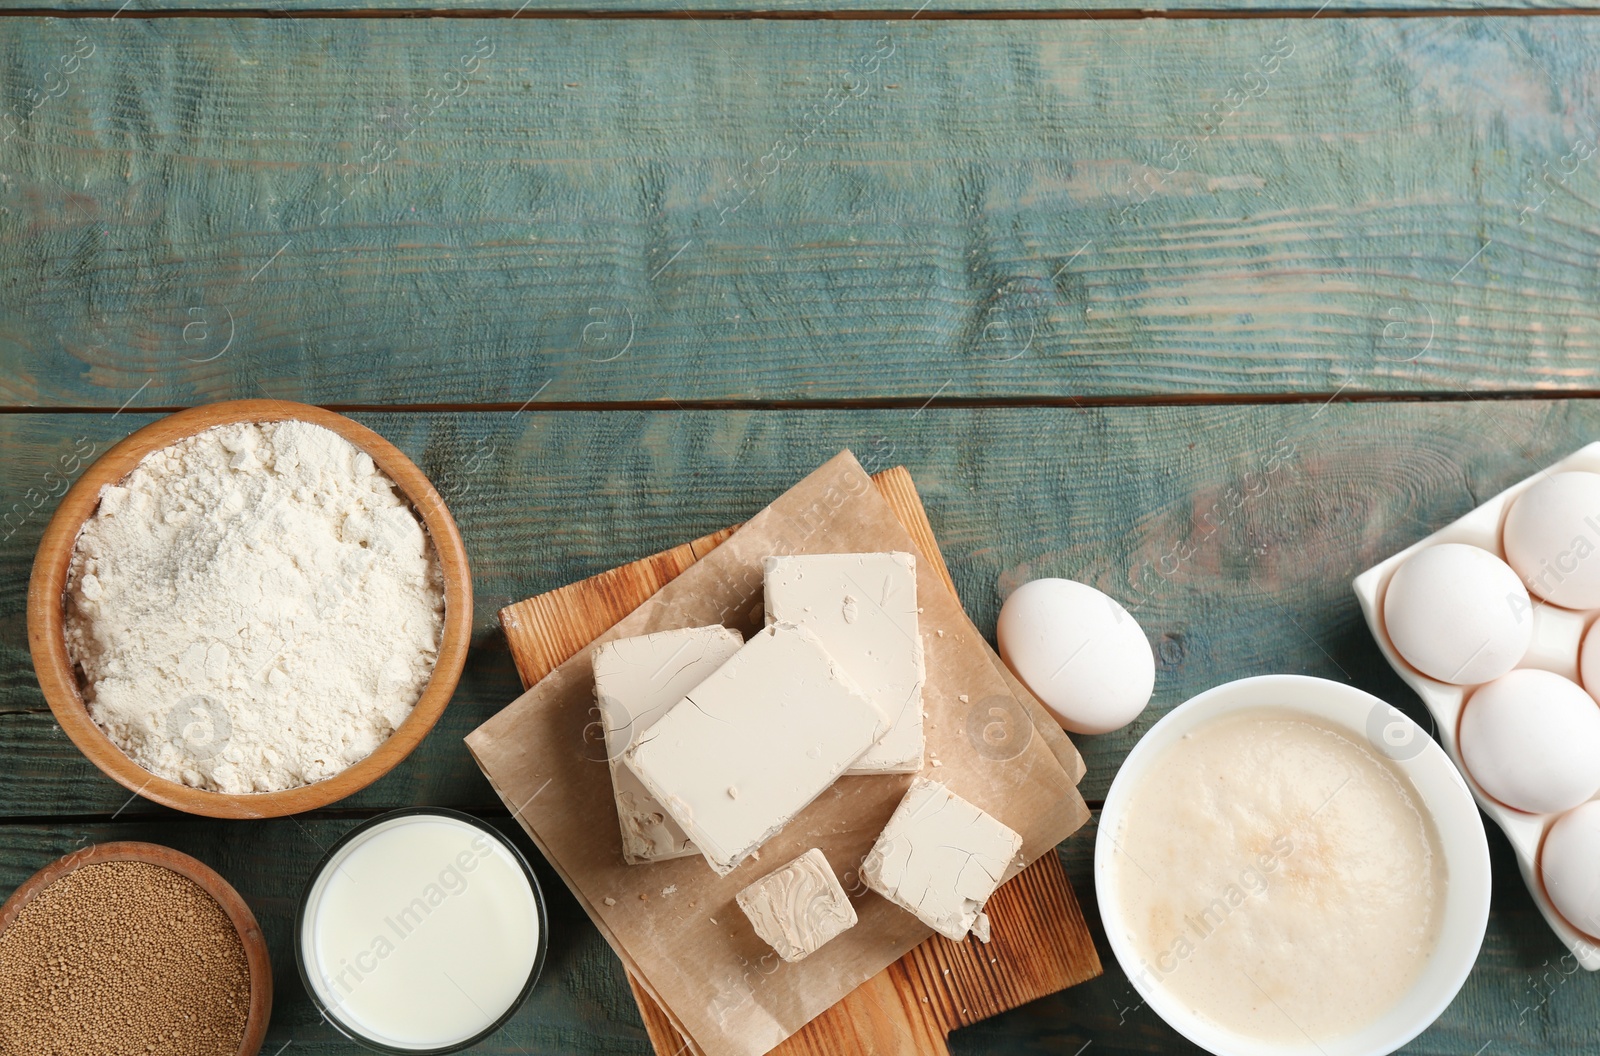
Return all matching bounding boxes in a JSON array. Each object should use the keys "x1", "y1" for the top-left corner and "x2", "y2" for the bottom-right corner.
[
  {"x1": 763, "y1": 552, "x2": 925, "y2": 773},
  {"x1": 624, "y1": 623, "x2": 887, "y2": 876},
  {"x1": 971, "y1": 911, "x2": 992, "y2": 944},
  {"x1": 592, "y1": 625, "x2": 743, "y2": 864},
  {"x1": 736, "y1": 848, "x2": 857, "y2": 963},
  {"x1": 862, "y1": 777, "x2": 1022, "y2": 941}
]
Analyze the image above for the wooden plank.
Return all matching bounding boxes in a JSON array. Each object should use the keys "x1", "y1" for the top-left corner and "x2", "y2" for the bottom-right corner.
[
  {"x1": 2, "y1": 18, "x2": 1598, "y2": 406},
  {"x1": 904, "y1": 842, "x2": 1100, "y2": 1034},
  {"x1": 496, "y1": 463, "x2": 1097, "y2": 1056},
  {"x1": 3, "y1": 398, "x2": 1599, "y2": 818},
  {"x1": 0, "y1": 808, "x2": 1591, "y2": 1054},
  {"x1": 499, "y1": 523, "x2": 737, "y2": 690},
  {"x1": 2, "y1": 0, "x2": 1594, "y2": 10},
  {"x1": 621, "y1": 857, "x2": 1092, "y2": 1056}
]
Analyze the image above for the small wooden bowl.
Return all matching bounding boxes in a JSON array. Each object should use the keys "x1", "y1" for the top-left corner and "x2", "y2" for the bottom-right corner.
[
  {"x1": 27, "y1": 400, "x2": 473, "y2": 819},
  {"x1": 0, "y1": 840, "x2": 274, "y2": 1056}
]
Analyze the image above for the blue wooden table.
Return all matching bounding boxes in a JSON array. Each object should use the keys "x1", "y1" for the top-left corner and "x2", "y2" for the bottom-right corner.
[{"x1": 3, "y1": 1, "x2": 1600, "y2": 1052}]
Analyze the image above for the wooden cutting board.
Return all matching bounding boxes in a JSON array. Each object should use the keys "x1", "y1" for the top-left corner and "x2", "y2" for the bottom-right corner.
[{"x1": 498, "y1": 466, "x2": 1101, "y2": 1056}]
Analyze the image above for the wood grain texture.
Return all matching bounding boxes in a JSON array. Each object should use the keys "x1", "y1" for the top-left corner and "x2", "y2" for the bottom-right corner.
[
  {"x1": 903, "y1": 846, "x2": 1100, "y2": 1034},
  {"x1": 495, "y1": 462, "x2": 1098, "y2": 1056},
  {"x1": 0, "y1": 809, "x2": 1593, "y2": 1055},
  {"x1": 628, "y1": 855, "x2": 1097, "y2": 1056},
  {"x1": 499, "y1": 522, "x2": 738, "y2": 690},
  {"x1": 5, "y1": 0, "x2": 1597, "y2": 10},
  {"x1": 2, "y1": 18, "x2": 1598, "y2": 406},
  {"x1": 3, "y1": 399, "x2": 1599, "y2": 819}
]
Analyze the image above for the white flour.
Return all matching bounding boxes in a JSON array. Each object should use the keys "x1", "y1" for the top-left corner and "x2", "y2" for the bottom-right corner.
[{"x1": 64, "y1": 420, "x2": 446, "y2": 793}]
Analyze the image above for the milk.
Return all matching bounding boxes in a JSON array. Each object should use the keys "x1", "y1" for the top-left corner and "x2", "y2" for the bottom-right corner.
[{"x1": 300, "y1": 813, "x2": 542, "y2": 1051}]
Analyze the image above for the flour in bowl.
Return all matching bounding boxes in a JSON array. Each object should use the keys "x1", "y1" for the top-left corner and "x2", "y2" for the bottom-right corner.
[{"x1": 64, "y1": 420, "x2": 446, "y2": 793}]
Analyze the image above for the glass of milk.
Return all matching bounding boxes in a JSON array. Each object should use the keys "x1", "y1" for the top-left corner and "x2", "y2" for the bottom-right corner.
[{"x1": 295, "y1": 808, "x2": 548, "y2": 1053}]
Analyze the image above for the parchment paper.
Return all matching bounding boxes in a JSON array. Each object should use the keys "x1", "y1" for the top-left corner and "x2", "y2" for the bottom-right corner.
[{"x1": 466, "y1": 451, "x2": 1089, "y2": 1056}]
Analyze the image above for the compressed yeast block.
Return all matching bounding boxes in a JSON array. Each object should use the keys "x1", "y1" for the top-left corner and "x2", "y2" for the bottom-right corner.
[
  {"x1": 735, "y1": 848, "x2": 858, "y2": 963},
  {"x1": 624, "y1": 622, "x2": 887, "y2": 877},
  {"x1": 763, "y1": 552, "x2": 925, "y2": 774},
  {"x1": 862, "y1": 777, "x2": 1022, "y2": 941},
  {"x1": 592, "y1": 625, "x2": 743, "y2": 863}
]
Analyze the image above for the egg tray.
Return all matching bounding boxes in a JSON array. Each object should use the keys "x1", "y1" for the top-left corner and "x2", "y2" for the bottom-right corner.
[{"x1": 1353, "y1": 442, "x2": 1600, "y2": 970}]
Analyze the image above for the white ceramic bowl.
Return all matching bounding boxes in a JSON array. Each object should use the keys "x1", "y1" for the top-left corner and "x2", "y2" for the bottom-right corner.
[{"x1": 1095, "y1": 675, "x2": 1491, "y2": 1056}]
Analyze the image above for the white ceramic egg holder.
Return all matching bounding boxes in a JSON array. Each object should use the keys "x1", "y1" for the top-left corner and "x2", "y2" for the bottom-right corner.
[{"x1": 1353, "y1": 442, "x2": 1600, "y2": 971}]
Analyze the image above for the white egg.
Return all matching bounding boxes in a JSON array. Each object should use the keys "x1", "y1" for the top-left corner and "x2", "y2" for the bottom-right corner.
[
  {"x1": 1541, "y1": 800, "x2": 1600, "y2": 940},
  {"x1": 1576, "y1": 621, "x2": 1600, "y2": 701},
  {"x1": 996, "y1": 578, "x2": 1154, "y2": 736},
  {"x1": 1382, "y1": 543, "x2": 1532, "y2": 685},
  {"x1": 1503, "y1": 471, "x2": 1600, "y2": 609},
  {"x1": 1459, "y1": 669, "x2": 1600, "y2": 814}
]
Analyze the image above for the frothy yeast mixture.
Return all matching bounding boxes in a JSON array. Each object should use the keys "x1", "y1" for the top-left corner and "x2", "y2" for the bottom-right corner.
[{"x1": 1110, "y1": 711, "x2": 1445, "y2": 1043}]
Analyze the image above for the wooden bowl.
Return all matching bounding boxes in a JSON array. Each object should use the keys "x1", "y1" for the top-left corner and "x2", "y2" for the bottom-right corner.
[
  {"x1": 27, "y1": 400, "x2": 473, "y2": 819},
  {"x1": 0, "y1": 840, "x2": 274, "y2": 1056}
]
